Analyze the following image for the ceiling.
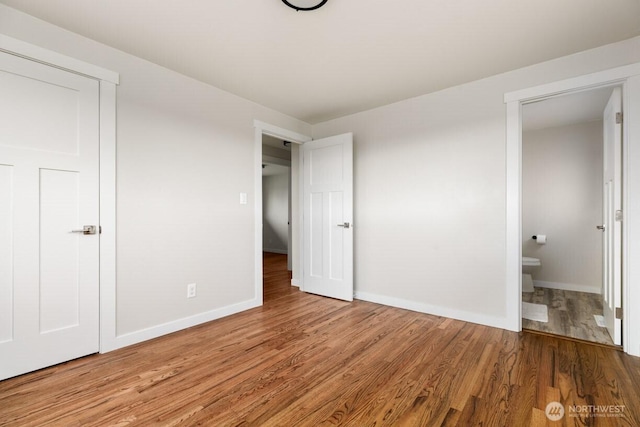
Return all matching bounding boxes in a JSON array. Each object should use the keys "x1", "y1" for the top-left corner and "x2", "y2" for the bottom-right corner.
[
  {"x1": 2, "y1": 0, "x2": 639, "y2": 124},
  {"x1": 523, "y1": 86, "x2": 615, "y2": 131}
]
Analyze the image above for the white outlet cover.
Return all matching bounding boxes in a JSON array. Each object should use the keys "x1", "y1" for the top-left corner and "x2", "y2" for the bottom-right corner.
[{"x1": 187, "y1": 283, "x2": 197, "y2": 298}]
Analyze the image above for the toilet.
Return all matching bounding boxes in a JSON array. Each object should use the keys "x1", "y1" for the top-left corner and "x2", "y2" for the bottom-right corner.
[{"x1": 522, "y1": 257, "x2": 541, "y2": 292}]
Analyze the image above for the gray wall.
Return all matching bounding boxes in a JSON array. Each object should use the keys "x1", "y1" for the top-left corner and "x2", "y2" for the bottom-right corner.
[
  {"x1": 523, "y1": 121, "x2": 603, "y2": 293},
  {"x1": 263, "y1": 172, "x2": 289, "y2": 254},
  {"x1": 0, "y1": 4, "x2": 311, "y2": 339},
  {"x1": 312, "y1": 37, "x2": 640, "y2": 328},
  {"x1": 3, "y1": 2, "x2": 640, "y2": 348}
]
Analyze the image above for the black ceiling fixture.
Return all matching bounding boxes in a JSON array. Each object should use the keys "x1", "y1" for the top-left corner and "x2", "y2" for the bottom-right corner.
[{"x1": 282, "y1": 0, "x2": 328, "y2": 12}]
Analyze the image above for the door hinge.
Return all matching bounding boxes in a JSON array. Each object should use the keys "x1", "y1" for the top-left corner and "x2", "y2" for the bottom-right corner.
[
  {"x1": 615, "y1": 210, "x2": 623, "y2": 222},
  {"x1": 616, "y1": 307, "x2": 623, "y2": 319},
  {"x1": 99, "y1": 225, "x2": 102, "y2": 234},
  {"x1": 616, "y1": 112, "x2": 623, "y2": 124}
]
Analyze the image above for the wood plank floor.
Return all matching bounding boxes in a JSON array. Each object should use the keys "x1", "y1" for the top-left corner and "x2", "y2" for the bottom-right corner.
[
  {"x1": 1, "y1": 253, "x2": 639, "y2": 426},
  {"x1": 522, "y1": 287, "x2": 615, "y2": 346}
]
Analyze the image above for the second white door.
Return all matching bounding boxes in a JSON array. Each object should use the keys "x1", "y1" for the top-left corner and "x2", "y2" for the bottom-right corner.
[
  {"x1": 302, "y1": 133, "x2": 353, "y2": 301},
  {"x1": 602, "y1": 87, "x2": 623, "y2": 346}
]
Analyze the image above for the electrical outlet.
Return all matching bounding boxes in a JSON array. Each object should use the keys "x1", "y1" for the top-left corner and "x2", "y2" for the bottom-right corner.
[{"x1": 187, "y1": 283, "x2": 197, "y2": 298}]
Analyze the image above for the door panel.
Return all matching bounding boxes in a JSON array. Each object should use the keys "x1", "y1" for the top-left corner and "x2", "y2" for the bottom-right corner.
[
  {"x1": 0, "y1": 51, "x2": 100, "y2": 380},
  {"x1": 40, "y1": 169, "x2": 81, "y2": 333},
  {"x1": 303, "y1": 133, "x2": 353, "y2": 301},
  {"x1": 329, "y1": 191, "x2": 344, "y2": 281},
  {"x1": 310, "y1": 192, "x2": 324, "y2": 277},
  {"x1": 602, "y1": 87, "x2": 622, "y2": 345}
]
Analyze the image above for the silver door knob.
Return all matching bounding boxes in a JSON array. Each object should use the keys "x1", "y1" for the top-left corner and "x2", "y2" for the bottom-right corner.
[
  {"x1": 337, "y1": 222, "x2": 350, "y2": 229},
  {"x1": 596, "y1": 225, "x2": 605, "y2": 231},
  {"x1": 71, "y1": 225, "x2": 97, "y2": 235}
]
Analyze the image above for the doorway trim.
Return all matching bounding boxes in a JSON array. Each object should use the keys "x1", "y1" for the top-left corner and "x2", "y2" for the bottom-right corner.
[
  {"x1": 0, "y1": 35, "x2": 120, "y2": 353},
  {"x1": 504, "y1": 62, "x2": 640, "y2": 357},
  {"x1": 253, "y1": 121, "x2": 311, "y2": 303}
]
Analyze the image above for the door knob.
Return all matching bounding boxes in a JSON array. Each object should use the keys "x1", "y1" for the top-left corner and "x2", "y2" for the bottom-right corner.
[
  {"x1": 71, "y1": 225, "x2": 97, "y2": 235},
  {"x1": 596, "y1": 225, "x2": 605, "y2": 231},
  {"x1": 337, "y1": 222, "x2": 350, "y2": 229}
]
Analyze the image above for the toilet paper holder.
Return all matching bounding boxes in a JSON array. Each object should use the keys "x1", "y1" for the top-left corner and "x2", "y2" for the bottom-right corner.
[{"x1": 531, "y1": 235, "x2": 547, "y2": 244}]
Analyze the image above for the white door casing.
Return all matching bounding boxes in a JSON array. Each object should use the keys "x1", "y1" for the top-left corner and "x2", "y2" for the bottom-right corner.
[
  {"x1": 302, "y1": 133, "x2": 353, "y2": 301},
  {"x1": 0, "y1": 51, "x2": 100, "y2": 380},
  {"x1": 602, "y1": 87, "x2": 623, "y2": 345}
]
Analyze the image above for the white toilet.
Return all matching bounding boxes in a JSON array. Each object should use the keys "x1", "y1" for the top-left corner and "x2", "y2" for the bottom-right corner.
[{"x1": 522, "y1": 257, "x2": 541, "y2": 292}]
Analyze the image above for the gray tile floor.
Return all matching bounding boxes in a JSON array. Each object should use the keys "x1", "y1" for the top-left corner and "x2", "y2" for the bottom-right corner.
[{"x1": 522, "y1": 287, "x2": 614, "y2": 346}]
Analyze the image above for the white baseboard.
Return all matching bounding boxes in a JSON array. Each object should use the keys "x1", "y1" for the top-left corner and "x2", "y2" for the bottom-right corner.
[
  {"x1": 263, "y1": 248, "x2": 288, "y2": 255},
  {"x1": 101, "y1": 298, "x2": 261, "y2": 353},
  {"x1": 355, "y1": 291, "x2": 510, "y2": 331},
  {"x1": 291, "y1": 279, "x2": 300, "y2": 288},
  {"x1": 533, "y1": 280, "x2": 601, "y2": 294}
]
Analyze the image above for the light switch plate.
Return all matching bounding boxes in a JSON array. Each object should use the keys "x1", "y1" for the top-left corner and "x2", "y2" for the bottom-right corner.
[{"x1": 240, "y1": 192, "x2": 248, "y2": 205}]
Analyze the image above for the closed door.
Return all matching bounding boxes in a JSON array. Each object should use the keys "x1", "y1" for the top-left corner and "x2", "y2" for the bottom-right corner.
[
  {"x1": 601, "y1": 87, "x2": 622, "y2": 346},
  {"x1": 302, "y1": 133, "x2": 353, "y2": 301},
  {"x1": 0, "y1": 51, "x2": 100, "y2": 380}
]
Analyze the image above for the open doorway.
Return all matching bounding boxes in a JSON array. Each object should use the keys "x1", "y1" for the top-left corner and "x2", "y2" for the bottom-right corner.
[
  {"x1": 262, "y1": 135, "x2": 292, "y2": 265},
  {"x1": 520, "y1": 86, "x2": 622, "y2": 346},
  {"x1": 261, "y1": 135, "x2": 293, "y2": 301},
  {"x1": 253, "y1": 120, "x2": 311, "y2": 305}
]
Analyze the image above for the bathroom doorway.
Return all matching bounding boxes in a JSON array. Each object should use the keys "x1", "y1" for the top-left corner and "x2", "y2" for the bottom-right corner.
[{"x1": 520, "y1": 85, "x2": 623, "y2": 347}]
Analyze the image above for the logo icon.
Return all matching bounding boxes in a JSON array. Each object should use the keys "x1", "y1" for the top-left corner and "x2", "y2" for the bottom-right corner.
[{"x1": 545, "y1": 401, "x2": 565, "y2": 421}]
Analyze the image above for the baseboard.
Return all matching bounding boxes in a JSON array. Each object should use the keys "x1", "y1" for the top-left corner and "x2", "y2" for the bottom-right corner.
[
  {"x1": 355, "y1": 291, "x2": 510, "y2": 330},
  {"x1": 263, "y1": 248, "x2": 288, "y2": 255},
  {"x1": 102, "y1": 298, "x2": 261, "y2": 353},
  {"x1": 533, "y1": 280, "x2": 601, "y2": 294},
  {"x1": 291, "y1": 279, "x2": 300, "y2": 288}
]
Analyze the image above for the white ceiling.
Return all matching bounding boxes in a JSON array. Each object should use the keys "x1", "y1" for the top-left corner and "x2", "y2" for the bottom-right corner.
[
  {"x1": 2, "y1": 0, "x2": 639, "y2": 124},
  {"x1": 523, "y1": 86, "x2": 615, "y2": 131}
]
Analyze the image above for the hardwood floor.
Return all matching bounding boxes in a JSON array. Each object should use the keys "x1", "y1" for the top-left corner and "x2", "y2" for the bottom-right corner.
[
  {"x1": 522, "y1": 287, "x2": 615, "y2": 346},
  {"x1": 1, "y1": 253, "x2": 639, "y2": 426}
]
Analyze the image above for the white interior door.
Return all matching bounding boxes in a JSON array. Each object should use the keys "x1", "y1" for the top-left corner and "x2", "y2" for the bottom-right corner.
[
  {"x1": 0, "y1": 51, "x2": 100, "y2": 380},
  {"x1": 602, "y1": 87, "x2": 622, "y2": 345},
  {"x1": 303, "y1": 133, "x2": 353, "y2": 301}
]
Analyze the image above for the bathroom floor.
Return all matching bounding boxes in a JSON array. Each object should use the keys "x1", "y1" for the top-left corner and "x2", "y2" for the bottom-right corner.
[{"x1": 522, "y1": 287, "x2": 614, "y2": 346}]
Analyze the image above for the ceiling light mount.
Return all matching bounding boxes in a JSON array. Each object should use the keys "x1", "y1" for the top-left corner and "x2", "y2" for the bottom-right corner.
[{"x1": 282, "y1": 0, "x2": 328, "y2": 12}]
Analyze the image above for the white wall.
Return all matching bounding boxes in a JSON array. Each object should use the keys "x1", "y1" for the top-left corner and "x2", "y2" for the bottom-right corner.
[
  {"x1": 312, "y1": 36, "x2": 640, "y2": 329},
  {"x1": 0, "y1": 5, "x2": 311, "y2": 343},
  {"x1": 3, "y1": 3, "x2": 640, "y2": 352},
  {"x1": 522, "y1": 121, "x2": 603, "y2": 293},
  {"x1": 262, "y1": 172, "x2": 289, "y2": 253}
]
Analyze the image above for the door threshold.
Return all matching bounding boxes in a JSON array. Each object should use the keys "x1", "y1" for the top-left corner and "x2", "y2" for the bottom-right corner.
[{"x1": 522, "y1": 328, "x2": 623, "y2": 351}]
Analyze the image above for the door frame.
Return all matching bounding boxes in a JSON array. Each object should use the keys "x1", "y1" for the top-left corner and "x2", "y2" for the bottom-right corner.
[
  {"x1": 0, "y1": 35, "x2": 120, "y2": 353},
  {"x1": 253, "y1": 121, "x2": 311, "y2": 303},
  {"x1": 504, "y1": 62, "x2": 640, "y2": 357}
]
